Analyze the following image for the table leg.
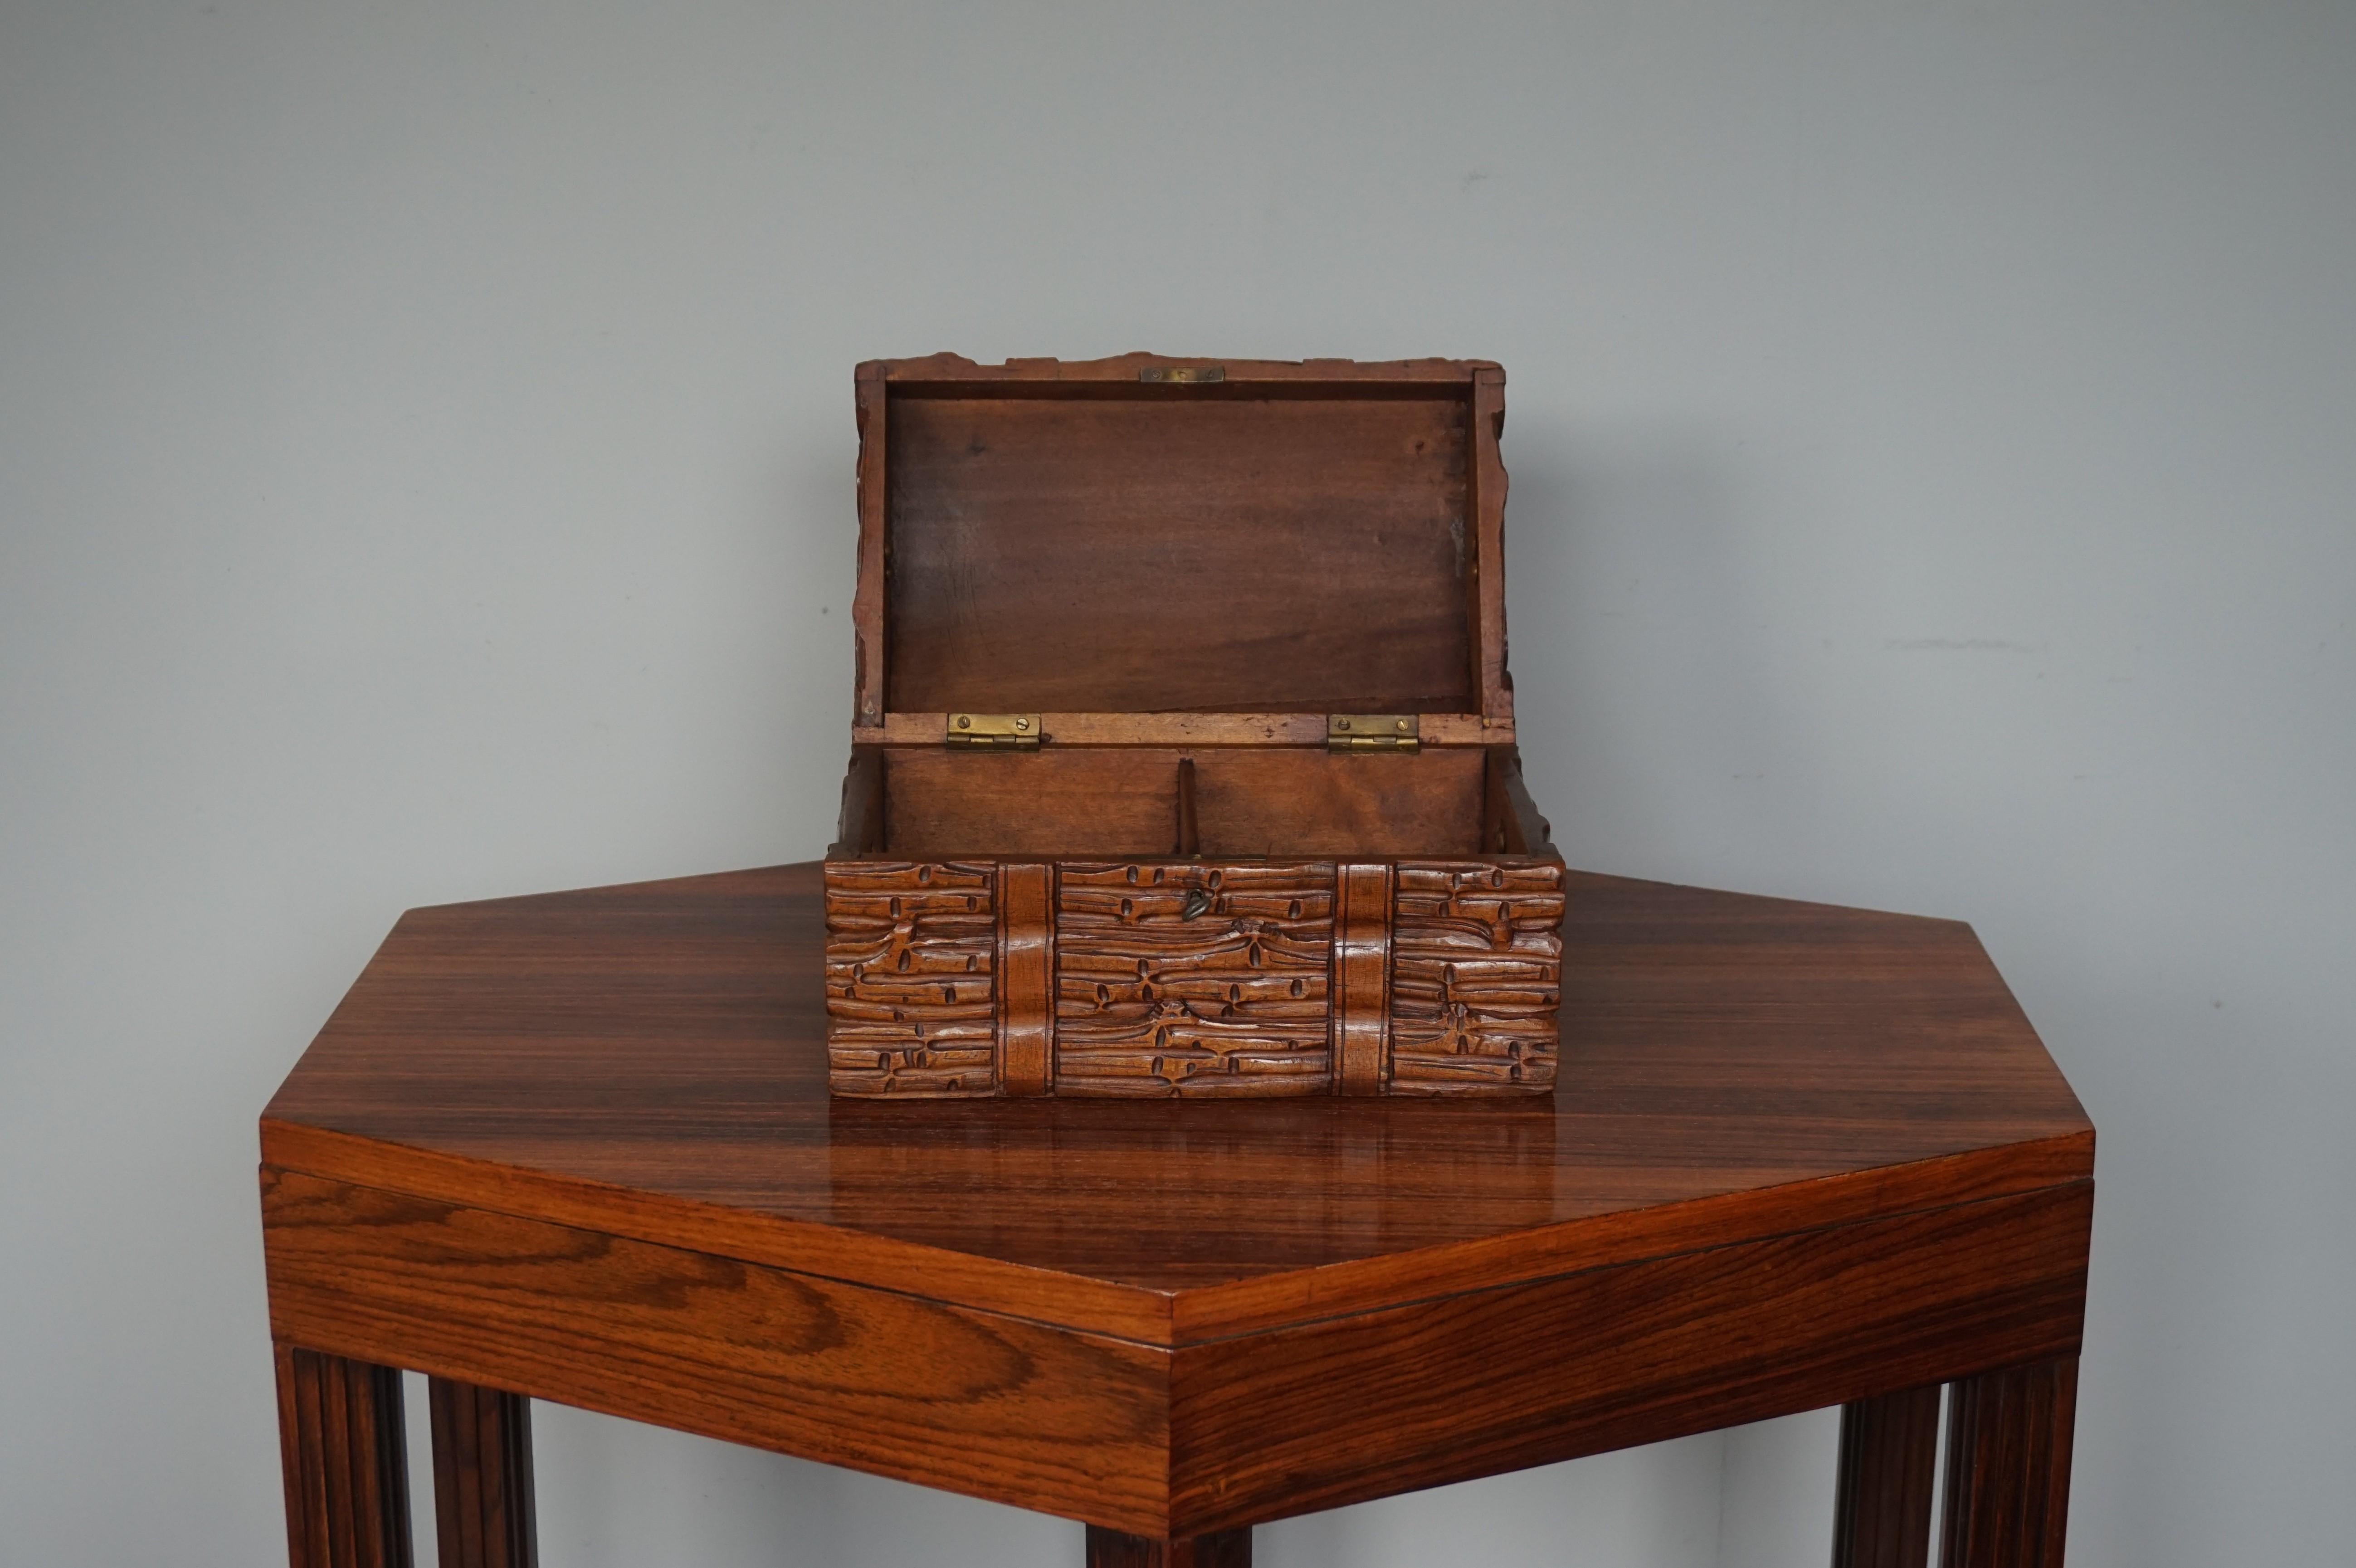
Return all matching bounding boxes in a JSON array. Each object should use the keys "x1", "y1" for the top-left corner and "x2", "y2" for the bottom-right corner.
[
  {"x1": 274, "y1": 1345, "x2": 414, "y2": 1568},
  {"x1": 1831, "y1": 1384, "x2": 1941, "y2": 1568},
  {"x1": 428, "y1": 1378, "x2": 540, "y2": 1568},
  {"x1": 1085, "y1": 1525, "x2": 1252, "y2": 1567},
  {"x1": 1939, "y1": 1357, "x2": 2078, "y2": 1568}
]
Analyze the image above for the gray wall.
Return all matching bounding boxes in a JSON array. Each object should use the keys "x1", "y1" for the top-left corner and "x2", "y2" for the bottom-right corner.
[{"x1": 3, "y1": 3, "x2": 2350, "y2": 1564}]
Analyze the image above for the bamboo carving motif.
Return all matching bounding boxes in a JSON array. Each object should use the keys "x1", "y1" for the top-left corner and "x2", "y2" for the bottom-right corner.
[
  {"x1": 824, "y1": 861, "x2": 996, "y2": 1096},
  {"x1": 1390, "y1": 862, "x2": 1565, "y2": 1092},
  {"x1": 825, "y1": 859, "x2": 1562, "y2": 1096},
  {"x1": 1054, "y1": 862, "x2": 1335, "y2": 1096}
]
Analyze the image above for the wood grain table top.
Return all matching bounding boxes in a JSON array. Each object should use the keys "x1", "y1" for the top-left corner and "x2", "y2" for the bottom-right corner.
[{"x1": 261, "y1": 862, "x2": 2091, "y2": 1349}]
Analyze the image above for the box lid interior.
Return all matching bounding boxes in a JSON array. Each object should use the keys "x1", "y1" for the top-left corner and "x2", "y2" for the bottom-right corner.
[{"x1": 854, "y1": 355, "x2": 1511, "y2": 745}]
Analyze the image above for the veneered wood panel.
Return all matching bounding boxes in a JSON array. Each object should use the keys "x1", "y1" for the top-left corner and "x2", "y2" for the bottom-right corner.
[
  {"x1": 261, "y1": 862, "x2": 2093, "y2": 1342},
  {"x1": 884, "y1": 395, "x2": 1474, "y2": 716},
  {"x1": 1165, "y1": 1183, "x2": 2091, "y2": 1534},
  {"x1": 263, "y1": 1170, "x2": 1173, "y2": 1535}
]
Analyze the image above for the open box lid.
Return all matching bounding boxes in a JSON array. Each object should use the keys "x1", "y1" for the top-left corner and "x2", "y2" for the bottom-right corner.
[{"x1": 850, "y1": 353, "x2": 1514, "y2": 751}]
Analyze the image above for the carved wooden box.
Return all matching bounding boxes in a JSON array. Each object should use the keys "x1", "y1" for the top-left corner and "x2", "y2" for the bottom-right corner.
[{"x1": 824, "y1": 354, "x2": 1563, "y2": 1097}]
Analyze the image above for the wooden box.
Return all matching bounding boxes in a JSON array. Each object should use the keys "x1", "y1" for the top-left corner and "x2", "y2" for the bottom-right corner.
[{"x1": 824, "y1": 354, "x2": 1563, "y2": 1098}]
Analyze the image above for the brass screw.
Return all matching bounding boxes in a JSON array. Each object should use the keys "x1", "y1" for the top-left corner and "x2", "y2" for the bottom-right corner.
[
  {"x1": 1395, "y1": 719, "x2": 1409, "y2": 732},
  {"x1": 1337, "y1": 718, "x2": 1352, "y2": 731},
  {"x1": 1014, "y1": 717, "x2": 1029, "y2": 731},
  {"x1": 956, "y1": 716, "x2": 971, "y2": 729}
]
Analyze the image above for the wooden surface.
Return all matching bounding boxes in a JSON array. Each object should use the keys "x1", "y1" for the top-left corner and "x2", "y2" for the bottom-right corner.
[
  {"x1": 823, "y1": 859, "x2": 996, "y2": 1096},
  {"x1": 1467, "y1": 368, "x2": 1511, "y2": 730},
  {"x1": 1942, "y1": 1358, "x2": 2079, "y2": 1568},
  {"x1": 429, "y1": 1378, "x2": 538, "y2": 1568},
  {"x1": 1087, "y1": 1527, "x2": 1252, "y2": 1568},
  {"x1": 1389, "y1": 862, "x2": 1563, "y2": 1091},
  {"x1": 850, "y1": 711, "x2": 1502, "y2": 749},
  {"x1": 822, "y1": 852, "x2": 1561, "y2": 1098},
  {"x1": 877, "y1": 370, "x2": 1477, "y2": 719},
  {"x1": 275, "y1": 1346, "x2": 411, "y2": 1568},
  {"x1": 875, "y1": 746, "x2": 1489, "y2": 861},
  {"x1": 1054, "y1": 862, "x2": 1336, "y2": 1096},
  {"x1": 1833, "y1": 1385, "x2": 1942, "y2": 1568},
  {"x1": 267, "y1": 860, "x2": 2088, "y2": 1340},
  {"x1": 1333, "y1": 862, "x2": 1392, "y2": 1094},
  {"x1": 997, "y1": 862, "x2": 1055, "y2": 1096},
  {"x1": 837, "y1": 355, "x2": 1546, "y2": 1102},
  {"x1": 1161, "y1": 1184, "x2": 2088, "y2": 1533},
  {"x1": 264, "y1": 859, "x2": 2091, "y2": 1534},
  {"x1": 265, "y1": 1169, "x2": 1171, "y2": 1531}
]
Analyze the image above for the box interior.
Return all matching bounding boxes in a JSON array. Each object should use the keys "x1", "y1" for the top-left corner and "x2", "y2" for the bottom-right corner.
[
  {"x1": 882, "y1": 387, "x2": 1478, "y2": 717},
  {"x1": 838, "y1": 744, "x2": 1553, "y2": 860}
]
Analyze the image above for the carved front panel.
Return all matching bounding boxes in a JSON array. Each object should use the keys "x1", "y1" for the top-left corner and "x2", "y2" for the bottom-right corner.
[
  {"x1": 824, "y1": 861, "x2": 997, "y2": 1096},
  {"x1": 1390, "y1": 862, "x2": 1564, "y2": 1093},
  {"x1": 1054, "y1": 862, "x2": 1335, "y2": 1096}
]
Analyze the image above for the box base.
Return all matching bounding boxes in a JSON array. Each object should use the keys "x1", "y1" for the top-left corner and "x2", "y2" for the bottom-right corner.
[{"x1": 824, "y1": 857, "x2": 1563, "y2": 1098}]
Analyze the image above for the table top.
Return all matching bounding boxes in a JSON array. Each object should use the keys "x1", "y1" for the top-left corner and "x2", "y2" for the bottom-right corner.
[{"x1": 262, "y1": 861, "x2": 2092, "y2": 1348}]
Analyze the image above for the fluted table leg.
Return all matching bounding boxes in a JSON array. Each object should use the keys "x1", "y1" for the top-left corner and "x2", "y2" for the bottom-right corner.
[
  {"x1": 274, "y1": 1345, "x2": 413, "y2": 1568},
  {"x1": 428, "y1": 1377, "x2": 539, "y2": 1568},
  {"x1": 1832, "y1": 1383, "x2": 1942, "y2": 1568},
  {"x1": 1941, "y1": 1357, "x2": 2078, "y2": 1568},
  {"x1": 1085, "y1": 1524, "x2": 1252, "y2": 1568}
]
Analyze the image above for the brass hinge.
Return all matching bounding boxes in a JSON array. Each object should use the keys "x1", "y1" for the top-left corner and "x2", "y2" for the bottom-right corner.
[
  {"x1": 1139, "y1": 365, "x2": 1225, "y2": 384},
  {"x1": 946, "y1": 713, "x2": 1041, "y2": 750},
  {"x1": 1327, "y1": 714, "x2": 1420, "y2": 753}
]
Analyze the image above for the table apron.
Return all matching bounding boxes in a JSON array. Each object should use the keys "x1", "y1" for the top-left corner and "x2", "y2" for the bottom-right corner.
[
  {"x1": 263, "y1": 1167, "x2": 2088, "y2": 1539},
  {"x1": 1166, "y1": 1180, "x2": 2091, "y2": 1534},
  {"x1": 261, "y1": 1167, "x2": 1176, "y2": 1535}
]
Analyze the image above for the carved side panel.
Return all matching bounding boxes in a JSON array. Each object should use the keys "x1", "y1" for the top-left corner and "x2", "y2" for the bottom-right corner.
[
  {"x1": 1054, "y1": 862, "x2": 1335, "y2": 1097},
  {"x1": 1389, "y1": 861, "x2": 1563, "y2": 1093},
  {"x1": 824, "y1": 861, "x2": 997, "y2": 1096}
]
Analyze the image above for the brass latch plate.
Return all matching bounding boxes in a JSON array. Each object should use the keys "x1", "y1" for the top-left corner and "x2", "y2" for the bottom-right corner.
[
  {"x1": 946, "y1": 713, "x2": 1041, "y2": 749},
  {"x1": 1327, "y1": 714, "x2": 1420, "y2": 752}
]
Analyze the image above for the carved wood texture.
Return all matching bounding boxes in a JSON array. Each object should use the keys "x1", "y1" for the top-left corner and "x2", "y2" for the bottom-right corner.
[
  {"x1": 1390, "y1": 862, "x2": 1563, "y2": 1093},
  {"x1": 825, "y1": 858, "x2": 1561, "y2": 1096},
  {"x1": 1055, "y1": 862, "x2": 1335, "y2": 1096},
  {"x1": 824, "y1": 860, "x2": 996, "y2": 1096}
]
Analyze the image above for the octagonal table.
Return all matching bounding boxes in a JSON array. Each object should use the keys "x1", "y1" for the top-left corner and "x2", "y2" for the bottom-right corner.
[{"x1": 259, "y1": 862, "x2": 2092, "y2": 1568}]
